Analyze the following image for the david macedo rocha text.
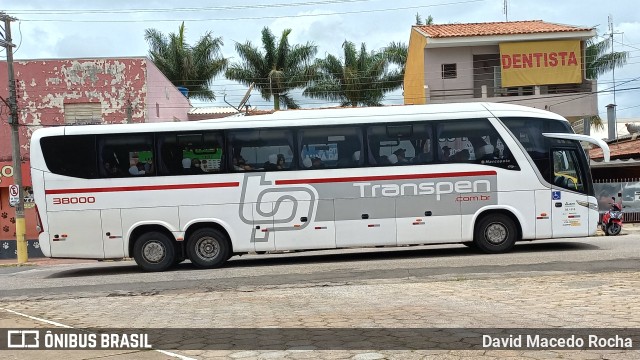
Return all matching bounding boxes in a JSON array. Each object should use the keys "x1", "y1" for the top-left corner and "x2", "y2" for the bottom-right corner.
[{"x1": 483, "y1": 334, "x2": 633, "y2": 349}]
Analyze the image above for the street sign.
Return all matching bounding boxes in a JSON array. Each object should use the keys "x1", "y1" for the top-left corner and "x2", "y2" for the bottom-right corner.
[{"x1": 9, "y1": 184, "x2": 19, "y2": 207}]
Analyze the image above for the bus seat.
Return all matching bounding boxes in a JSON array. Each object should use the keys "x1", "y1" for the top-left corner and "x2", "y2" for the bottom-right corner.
[{"x1": 476, "y1": 144, "x2": 495, "y2": 159}]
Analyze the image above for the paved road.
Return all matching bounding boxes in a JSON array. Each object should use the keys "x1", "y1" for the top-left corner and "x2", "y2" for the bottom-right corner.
[
  {"x1": 1, "y1": 234, "x2": 639, "y2": 359},
  {"x1": 1, "y1": 235, "x2": 639, "y2": 300}
]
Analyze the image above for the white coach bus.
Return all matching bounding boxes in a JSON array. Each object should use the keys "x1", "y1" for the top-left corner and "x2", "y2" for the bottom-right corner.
[{"x1": 30, "y1": 103, "x2": 609, "y2": 271}]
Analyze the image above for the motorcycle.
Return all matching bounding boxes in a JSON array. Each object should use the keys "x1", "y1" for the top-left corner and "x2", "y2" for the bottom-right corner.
[{"x1": 601, "y1": 196, "x2": 623, "y2": 236}]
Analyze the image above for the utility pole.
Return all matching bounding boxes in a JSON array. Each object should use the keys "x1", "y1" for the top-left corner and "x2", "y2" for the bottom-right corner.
[
  {"x1": 1, "y1": 12, "x2": 27, "y2": 264},
  {"x1": 607, "y1": 15, "x2": 623, "y2": 141}
]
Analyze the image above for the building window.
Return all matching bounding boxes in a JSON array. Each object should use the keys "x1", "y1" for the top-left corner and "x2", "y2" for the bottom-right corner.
[
  {"x1": 442, "y1": 64, "x2": 457, "y2": 79},
  {"x1": 64, "y1": 103, "x2": 102, "y2": 125}
]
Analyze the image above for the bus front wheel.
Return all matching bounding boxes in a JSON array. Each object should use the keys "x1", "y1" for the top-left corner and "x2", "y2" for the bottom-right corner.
[
  {"x1": 473, "y1": 214, "x2": 517, "y2": 253},
  {"x1": 133, "y1": 231, "x2": 176, "y2": 272},
  {"x1": 186, "y1": 228, "x2": 230, "y2": 269}
]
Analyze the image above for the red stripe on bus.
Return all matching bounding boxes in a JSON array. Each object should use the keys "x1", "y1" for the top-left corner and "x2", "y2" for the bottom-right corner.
[
  {"x1": 45, "y1": 182, "x2": 240, "y2": 195},
  {"x1": 274, "y1": 171, "x2": 497, "y2": 185}
]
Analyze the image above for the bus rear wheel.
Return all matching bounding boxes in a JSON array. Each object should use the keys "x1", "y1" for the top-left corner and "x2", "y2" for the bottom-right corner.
[
  {"x1": 133, "y1": 231, "x2": 176, "y2": 272},
  {"x1": 473, "y1": 214, "x2": 517, "y2": 253},
  {"x1": 186, "y1": 228, "x2": 230, "y2": 269}
]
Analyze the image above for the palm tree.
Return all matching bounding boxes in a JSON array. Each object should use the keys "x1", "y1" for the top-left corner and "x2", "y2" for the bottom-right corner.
[
  {"x1": 586, "y1": 38, "x2": 628, "y2": 80},
  {"x1": 383, "y1": 41, "x2": 408, "y2": 73},
  {"x1": 582, "y1": 38, "x2": 629, "y2": 130},
  {"x1": 415, "y1": 13, "x2": 434, "y2": 25},
  {"x1": 303, "y1": 41, "x2": 404, "y2": 107},
  {"x1": 145, "y1": 22, "x2": 228, "y2": 101},
  {"x1": 225, "y1": 27, "x2": 317, "y2": 110}
]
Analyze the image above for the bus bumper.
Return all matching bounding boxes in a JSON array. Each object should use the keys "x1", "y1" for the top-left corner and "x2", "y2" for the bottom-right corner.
[{"x1": 38, "y1": 232, "x2": 52, "y2": 257}]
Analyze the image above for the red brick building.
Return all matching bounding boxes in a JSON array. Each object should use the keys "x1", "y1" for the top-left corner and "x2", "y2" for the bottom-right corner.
[{"x1": 0, "y1": 57, "x2": 190, "y2": 257}]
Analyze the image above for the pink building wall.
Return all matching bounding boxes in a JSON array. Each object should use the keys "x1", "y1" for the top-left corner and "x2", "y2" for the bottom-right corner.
[
  {"x1": 0, "y1": 57, "x2": 190, "y2": 160},
  {"x1": 145, "y1": 60, "x2": 191, "y2": 122},
  {"x1": 0, "y1": 57, "x2": 190, "y2": 244}
]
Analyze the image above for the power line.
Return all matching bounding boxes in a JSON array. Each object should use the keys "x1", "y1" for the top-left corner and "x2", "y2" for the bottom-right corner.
[
  {"x1": 9, "y1": 0, "x2": 377, "y2": 14},
  {"x1": 17, "y1": 0, "x2": 486, "y2": 23}
]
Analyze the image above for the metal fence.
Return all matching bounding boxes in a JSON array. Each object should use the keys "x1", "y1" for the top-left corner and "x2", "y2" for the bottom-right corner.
[{"x1": 594, "y1": 178, "x2": 640, "y2": 222}]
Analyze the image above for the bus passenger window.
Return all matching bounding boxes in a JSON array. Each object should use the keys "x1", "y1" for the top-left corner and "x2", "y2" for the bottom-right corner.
[
  {"x1": 436, "y1": 119, "x2": 519, "y2": 170},
  {"x1": 298, "y1": 126, "x2": 363, "y2": 169},
  {"x1": 97, "y1": 134, "x2": 154, "y2": 178},
  {"x1": 366, "y1": 123, "x2": 432, "y2": 166},
  {"x1": 157, "y1": 132, "x2": 224, "y2": 176},
  {"x1": 228, "y1": 129, "x2": 294, "y2": 172}
]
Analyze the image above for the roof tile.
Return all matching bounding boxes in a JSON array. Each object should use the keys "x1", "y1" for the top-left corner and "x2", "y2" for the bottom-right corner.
[
  {"x1": 415, "y1": 20, "x2": 592, "y2": 38},
  {"x1": 590, "y1": 137, "x2": 640, "y2": 159}
]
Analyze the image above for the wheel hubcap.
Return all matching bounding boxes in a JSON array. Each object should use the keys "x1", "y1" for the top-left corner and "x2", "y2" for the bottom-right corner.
[
  {"x1": 195, "y1": 237, "x2": 220, "y2": 260},
  {"x1": 143, "y1": 240, "x2": 166, "y2": 263},
  {"x1": 485, "y1": 223, "x2": 508, "y2": 245}
]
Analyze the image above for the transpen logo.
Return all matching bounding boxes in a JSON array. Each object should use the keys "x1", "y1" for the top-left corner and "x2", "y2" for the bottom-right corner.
[
  {"x1": 239, "y1": 174, "x2": 318, "y2": 243},
  {"x1": 353, "y1": 179, "x2": 491, "y2": 200}
]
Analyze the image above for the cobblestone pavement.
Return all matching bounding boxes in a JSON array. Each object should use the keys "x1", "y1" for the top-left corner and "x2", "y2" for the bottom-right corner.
[{"x1": 2, "y1": 269, "x2": 640, "y2": 359}]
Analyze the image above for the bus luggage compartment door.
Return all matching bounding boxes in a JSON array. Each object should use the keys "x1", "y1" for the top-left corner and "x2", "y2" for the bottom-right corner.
[
  {"x1": 272, "y1": 199, "x2": 335, "y2": 251},
  {"x1": 396, "y1": 194, "x2": 461, "y2": 244},
  {"x1": 47, "y1": 210, "x2": 104, "y2": 258},
  {"x1": 334, "y1": 197, "x2": 396, "y2": 247}
]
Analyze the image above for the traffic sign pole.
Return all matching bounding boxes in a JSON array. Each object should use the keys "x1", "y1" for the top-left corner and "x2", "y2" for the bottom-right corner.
[{"x1": 2, "y1": 13, "x2": 27, "y2": 264}]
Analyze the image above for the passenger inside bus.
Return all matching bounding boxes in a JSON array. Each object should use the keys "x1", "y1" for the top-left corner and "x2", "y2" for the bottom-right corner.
[
  {"x1": 190, "y1": 158, "x2": 206, "y2": 174},
  {"x1": 233, "y1": 155, "x2": 253, "y2": 171},
  {"x1": 393, "y1": 148, "x2": 409, "y2": 164},
  {"x1": 441, "y1": 146, "x2": 452, "y2": 161},
  {"x1": 453, "y1": 149, "x2": 471, "y2": 162},
  {"x1": 129, "y1": 162, "x2": 147, "y2": 176},
  {"x1": 413, "y1": 141, "x2": 432, "y2": 164},
  {"x1": 103, "y1": 160, "x2": 122, "y2": 177}
]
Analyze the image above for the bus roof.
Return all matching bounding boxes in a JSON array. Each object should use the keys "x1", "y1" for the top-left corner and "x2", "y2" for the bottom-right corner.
[{"x1": 36, "y1": 102, "x2": 568, "y2": 137}]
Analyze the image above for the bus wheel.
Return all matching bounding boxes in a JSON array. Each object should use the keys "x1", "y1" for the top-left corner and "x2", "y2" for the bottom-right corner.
[
  {"x1": 186, "y1": 228, "x2": 230, "y2": 269},
  {"x1": 133, "y1": 231, "x2": 176, "y2": 272},
  {"x1": 474, "y1": 214, "x2": 517, "y2": 253}
]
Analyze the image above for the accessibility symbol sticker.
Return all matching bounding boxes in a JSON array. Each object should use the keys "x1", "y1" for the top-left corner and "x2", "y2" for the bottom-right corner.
[{"x1": 552, "y1": 191, "x2": 561, "y2": 200}]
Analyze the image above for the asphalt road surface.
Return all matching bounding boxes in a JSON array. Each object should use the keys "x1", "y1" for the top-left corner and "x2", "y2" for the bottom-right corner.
[{"x1": 1, "y1": 234, "x2": 639, "y2": 300}]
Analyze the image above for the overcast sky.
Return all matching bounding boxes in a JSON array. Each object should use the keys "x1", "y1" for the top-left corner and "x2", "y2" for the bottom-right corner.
[{"x1": 3, "y1": 0, "x2": 639, "y2": 119}]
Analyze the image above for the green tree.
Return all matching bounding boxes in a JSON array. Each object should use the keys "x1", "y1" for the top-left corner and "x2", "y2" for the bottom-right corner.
[
  {"x1": 145, "y1": 22, "x2": 228, "y2": 101},
  {"x1": 415, "y1": 13, "x2": 434, "y2": 25},
  {"x1": 303, "y1": 41, "x2": 403, "y2": 107},
  {"x1": 384, "y1": 41, "x2": 408, "y2": 73},
  {"x1": 225, "y1": 27, "x2": 317, "y2": 110},
  {"x1": 583, "y1": 37, "x2": 629, "y2": 130},
  {"x1": 586, "y1": 37, "x2": 628, "y2": 80}
]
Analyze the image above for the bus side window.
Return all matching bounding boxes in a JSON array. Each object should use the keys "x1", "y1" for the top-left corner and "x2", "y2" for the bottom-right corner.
[
  {"x1": 228, "y1": 129, "x2": 294, "y2": 172},
  {"x1": 298, "y1": 126, "x2": 363, "y2": 169},
  {"x1": 366, "y1": 123, "x2": 432, "y2": 166},
  {"x1": 98, "y1": 134, "x2": 155, "y2": 178},
  {"x1": 40, "y1": 135, "x2": 98, "y2": 179},
  {"x1": 436, "y1": 119, "x2": 519, "y2": 170}
]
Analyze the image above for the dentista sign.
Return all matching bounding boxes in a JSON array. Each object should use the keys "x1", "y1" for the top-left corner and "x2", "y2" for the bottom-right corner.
[{"x1": 499, "y1": 40, "x2": 582, "y2": 87}]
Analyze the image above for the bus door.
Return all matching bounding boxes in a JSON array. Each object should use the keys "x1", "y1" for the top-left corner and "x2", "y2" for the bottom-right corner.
[
  {"x1": 101, "y1": 209, "x2": 124, "y2": 258},
  {"x1": 47, "y1": 210, "x2": 105, "y2": 258},
  {"x1": 543, "y1": 133, "x2": 609, "y2": 238},
  {"x1": 549, "y1": 148, "x2": 590, "y2": 237}
]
